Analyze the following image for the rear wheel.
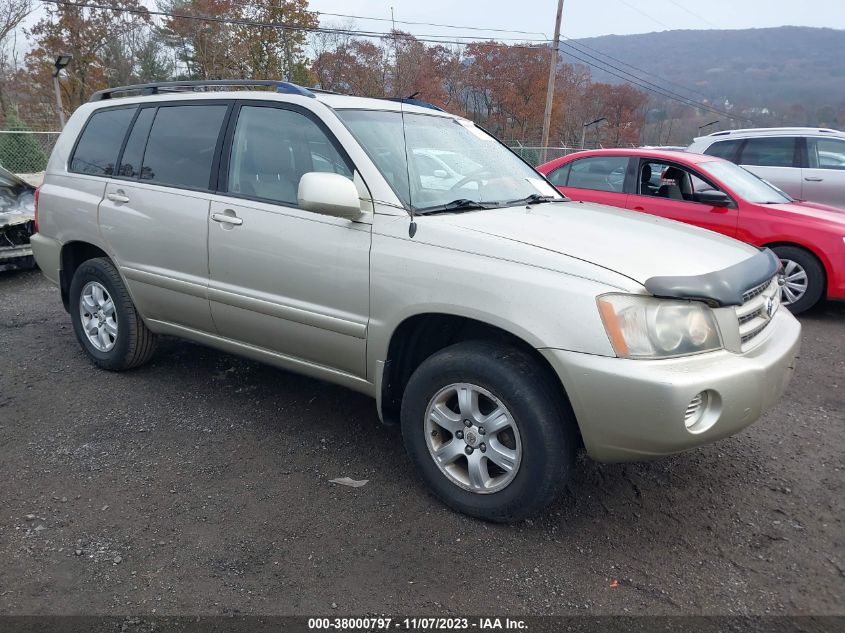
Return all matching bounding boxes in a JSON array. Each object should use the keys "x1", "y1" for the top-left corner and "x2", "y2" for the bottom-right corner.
[
  {"x1": 772, "y1": 245, "x2": 824, "y2": 314},
  {"x1": 400, "y1": 341, "x2": 576, "y2": 522},
  {"x1": 69, "y1": 257, "x2": 157, "y2": 370}
]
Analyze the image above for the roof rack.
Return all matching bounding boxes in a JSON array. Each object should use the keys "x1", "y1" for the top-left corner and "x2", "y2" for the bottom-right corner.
[
  {"x1": 706, "y1": 126, "x2": 842, "y2": 137},
  {"x1": 90, "y1": 79, "x2": 316, "y2": 102},
  {"x1": 381, "y1": 97, "x2": 444, "y2": 112}
]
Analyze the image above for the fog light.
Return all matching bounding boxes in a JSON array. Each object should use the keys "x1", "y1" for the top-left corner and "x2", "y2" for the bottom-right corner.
[{"x1": 684, "y1": 392, "x2": 708, "y2": 429}]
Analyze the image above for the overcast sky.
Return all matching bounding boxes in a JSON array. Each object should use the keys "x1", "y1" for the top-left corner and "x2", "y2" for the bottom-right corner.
[{"x1": 310, "y1": 0, "x2": 845, "y2": 40}]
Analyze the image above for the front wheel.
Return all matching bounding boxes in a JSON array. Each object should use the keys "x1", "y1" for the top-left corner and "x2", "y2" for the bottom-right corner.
[
  {"x1": 400, "y1": 341, "x2": 576, "y2": 522},
  {"x1": 772, "y1": 246, "x2": 825, "y2": 314}
]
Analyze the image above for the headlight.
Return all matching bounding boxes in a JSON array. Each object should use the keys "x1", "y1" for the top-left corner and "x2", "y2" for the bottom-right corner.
[{"x1": 597, "y1": 294, "x2": 722, "y2": 358}]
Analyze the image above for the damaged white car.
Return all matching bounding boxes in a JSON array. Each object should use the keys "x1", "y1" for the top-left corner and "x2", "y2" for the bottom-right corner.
[{"x1": 0, "y1": 165, "x2": 38, "y2": 272}]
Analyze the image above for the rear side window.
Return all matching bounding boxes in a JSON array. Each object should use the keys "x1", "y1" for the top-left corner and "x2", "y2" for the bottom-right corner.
[
  {"x1": 140, "y1": 105, "x2": 228, "y2": 190},
  {"x1": 566, "y1": 156, "x2": 628, "y2": 192},
  {"x1": 702, "y1": 139, "x2": 741, "y2": 161},
  {"x1": 739, "y1": 137, "x2": 798, "y2": 168},
  {"x1": 70, "y1": 107, "x2": 135, "y2": 176}
]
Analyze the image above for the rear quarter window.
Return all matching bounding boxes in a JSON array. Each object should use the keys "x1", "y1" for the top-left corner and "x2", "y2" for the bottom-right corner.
[{"x1": 69, "y1": 107, "x2": 136, "y2": 176}]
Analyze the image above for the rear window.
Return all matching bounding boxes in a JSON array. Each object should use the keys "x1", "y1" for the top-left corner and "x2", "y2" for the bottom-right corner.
[
  {"x1": 566, "y1": 156, "x2": 628, "y2": 192},
  {"x1": 739, "y1": 137, "x2": 798, "y2": 168},
  {"x1": 70, "y1": 107, "x2": 135, "y2": 176},
  {"x1": 702, "y1": 139, "x2": 741, "y2": 161},
  {"x1": 140, "y1": 105, "x2": 228, "y2": 190}
]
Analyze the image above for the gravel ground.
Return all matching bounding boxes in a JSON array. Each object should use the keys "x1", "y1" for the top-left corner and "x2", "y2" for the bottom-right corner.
[{"x1": 0, "y1": 269, "x2": 843, "y2": 616}]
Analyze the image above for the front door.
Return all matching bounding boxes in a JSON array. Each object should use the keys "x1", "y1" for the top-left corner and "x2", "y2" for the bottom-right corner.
[
  {"x1": 207, "y1": 103, "x2": 371, "y2": 378},
  {"x1": 627, "y1": 159, "x2": 739, "y2": 238}
]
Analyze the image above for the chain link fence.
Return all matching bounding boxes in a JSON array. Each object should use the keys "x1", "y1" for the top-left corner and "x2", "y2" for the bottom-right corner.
[
  {"x1": 504, "y1": 143, "x2": 592, "y2": 166},
  {"x1": 0, "y1": 131, "x2": 60, "y2": 175}
]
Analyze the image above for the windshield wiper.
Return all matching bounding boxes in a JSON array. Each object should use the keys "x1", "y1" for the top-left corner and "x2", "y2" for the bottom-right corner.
[
  {"x1": 506, "y1": 193, "x2": 567, "y2": 206},
  {"x1": 415, "y1": 199, "x2": 494, "y2": 215}
]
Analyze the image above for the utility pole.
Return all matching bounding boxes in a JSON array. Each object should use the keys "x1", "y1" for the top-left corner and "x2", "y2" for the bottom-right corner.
[{"x1": 540, "y1": 0, "x2": 564, "y2": 164}]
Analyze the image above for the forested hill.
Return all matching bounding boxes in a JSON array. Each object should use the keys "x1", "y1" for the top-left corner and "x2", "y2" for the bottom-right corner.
[{"x1": 568, "y1": 26, "x2": 845, "y2": 114}]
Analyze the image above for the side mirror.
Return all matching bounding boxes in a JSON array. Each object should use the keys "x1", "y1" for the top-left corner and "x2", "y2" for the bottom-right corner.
[
  {"x1": 433, "y1": 169, "x2": 449, "y2": 179},
  {"x1": 297, "y1": 172, "x2": 362, "y2": 219},
  {"x1": 694, "y1": 189, "x2": 732, "y2": 208}
]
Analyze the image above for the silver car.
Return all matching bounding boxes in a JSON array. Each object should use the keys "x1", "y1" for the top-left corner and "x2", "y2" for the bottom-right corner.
[
  {"x1": 688, "y1": 127, "x2": 845, "y2": 209},
  {"x1": 31, "y1": 81, "x2": 801, "y2": 522}
]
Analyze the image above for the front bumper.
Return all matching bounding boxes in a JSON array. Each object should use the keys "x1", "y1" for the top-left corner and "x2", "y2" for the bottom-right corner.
[{"x1": 541, "y1": 309, "x2": 801, "y2": 462}]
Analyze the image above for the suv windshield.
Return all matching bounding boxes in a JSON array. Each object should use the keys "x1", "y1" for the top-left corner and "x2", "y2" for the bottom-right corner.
[
  {"x1": 698, "y1": 159, "x2": 791, "y2": 204},
  {"x1": 337, "y1": 109, "x2": 561, "y2": 212}
]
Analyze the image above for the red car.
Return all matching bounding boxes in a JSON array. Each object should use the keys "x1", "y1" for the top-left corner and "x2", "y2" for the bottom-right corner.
[{"x1": 537, "y1": 148, "x2": 845, "y2": 313}]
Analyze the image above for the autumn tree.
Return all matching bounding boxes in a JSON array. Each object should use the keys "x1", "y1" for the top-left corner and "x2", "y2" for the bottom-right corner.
[{"x1": 26, "y1": 0, "x2": 152, "y2": 114}]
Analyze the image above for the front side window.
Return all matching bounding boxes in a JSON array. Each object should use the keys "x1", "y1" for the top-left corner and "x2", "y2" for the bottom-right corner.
[
  {"x1": 702, "y1": 139, "x2": 741, "y2": 161},
  {"x1": 336, "y1": 110, "x2": 562, "y2": 211},
  {"x1": 140, "y1": 105, "x2": 228, "y2": 189},
  {"x1": 227, "y1": 106, "x2": 352, "y2": 206},
  {"x1": 70, "y1": 107, "x2": 136, "y2": 176},
  {"x1": 638, "y1": 160, "x2": 725, "y2": 203},
  {"x1": 566, "y1": 156, "x2": 628, "y2": 193},
  {"x1": 809, "y1": 137, "x2": 845, "y2": 170},
  {"x1": 739, "y1": 137, "x2": 798, "y2": 168}
]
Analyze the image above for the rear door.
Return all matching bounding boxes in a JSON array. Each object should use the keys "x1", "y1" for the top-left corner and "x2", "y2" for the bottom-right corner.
[
  {"x1": 98, "y1": 102, "x2": 230, "y2": 332},
  {"x1": 736, "y1": 136, "x2": 802, "y2": 200},
  {"x1": 626, "y1": 158, "x2": 739, "y2": 238},
  {"x1": 802, "y1": 136, "x2": 845, "y2": 209},
  {"x1": 553, "y1": 155, "x2": 630, "y2": 208}
]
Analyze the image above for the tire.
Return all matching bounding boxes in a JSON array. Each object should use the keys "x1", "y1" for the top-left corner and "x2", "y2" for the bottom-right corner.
[
  {"x1": 400, "y1": 340, "x2": 576, "y2": 522},
  {"x1": 69, "y1": 257, "x2": 157, "y2": 371},
  {"x1": 772, "y1": 246, "x2": 825, "y2": 314}
]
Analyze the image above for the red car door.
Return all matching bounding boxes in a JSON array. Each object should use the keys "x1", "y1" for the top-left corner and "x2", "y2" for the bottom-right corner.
[
  {"x1": 551, "y1": 155, "x2": 630, "y2": 208},
  {"x1": 626, "y1": 158, "x2": 739, "y2": 238}
]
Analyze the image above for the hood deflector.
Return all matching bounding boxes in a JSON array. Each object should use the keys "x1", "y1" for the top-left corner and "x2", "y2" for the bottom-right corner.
[{"x1": 644, "y1": 248, "x2": 780, "y2": 307}]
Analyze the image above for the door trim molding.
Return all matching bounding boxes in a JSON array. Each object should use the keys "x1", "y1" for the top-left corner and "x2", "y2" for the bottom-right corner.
[{"x1": 208, "y1": 286, "x2": 367, "y2": 339}]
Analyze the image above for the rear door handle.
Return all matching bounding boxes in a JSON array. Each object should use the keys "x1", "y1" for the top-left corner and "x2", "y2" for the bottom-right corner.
[
  {"x1": 804, "y1": 177, "x2": 823, "y2": 182},
  {"x1": 106, "y1": 192, "x2": 130, "y2": 203},
  {"x1": 211, "y1": 212, "x2": 243, "y2": 226}
]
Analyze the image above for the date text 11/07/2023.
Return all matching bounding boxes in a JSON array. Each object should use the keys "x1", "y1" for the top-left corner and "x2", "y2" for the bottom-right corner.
[{"x1": 307, "y1": 617, "x2": 528, "y2": 630}]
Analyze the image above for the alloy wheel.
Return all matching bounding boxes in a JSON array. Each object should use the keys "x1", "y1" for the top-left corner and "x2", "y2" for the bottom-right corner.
[{"x1": 79, "y1": 281, "x2": 118, "y2": 352}]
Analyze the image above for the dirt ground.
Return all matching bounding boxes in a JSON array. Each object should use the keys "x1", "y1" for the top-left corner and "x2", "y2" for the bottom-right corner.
[{"x1": 1, "y1": 269, "x2": 843, "y2": 616}]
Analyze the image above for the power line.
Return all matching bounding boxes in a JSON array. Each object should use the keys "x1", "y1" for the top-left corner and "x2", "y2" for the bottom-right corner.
[
  {"x1": 40, "y1": 0, "x2": 747, "y2": 122},
  {"x1": 559, "y1": 34, "x2": 712, "y2": 101},
  {"x1": 39, "y1": 0, "x2": 553, "y2": 47},
  {"x1": 664, "y1": 0, "x2": 720, "y2": 29},
  {"x1": 555, "y1": 43, "x2": 753, "y2": 123},
  {"x1": 615, "y1": 0, "x2": 673, "y2": 30}
]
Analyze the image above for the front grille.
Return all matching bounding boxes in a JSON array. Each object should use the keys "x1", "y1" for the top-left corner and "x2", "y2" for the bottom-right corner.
[{"x1": 735, "y1": 277, "x2": 779, "y2": 346}]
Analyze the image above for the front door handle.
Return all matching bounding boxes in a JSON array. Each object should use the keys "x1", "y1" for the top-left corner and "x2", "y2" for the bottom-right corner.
[
  {"x1": 211, "y1": 211, "x2": 243, "y2": 226},
  {"x1": 804, "y1": 177, "x2": 823, "y2": 182},
  {"x1": 106, "y1": 191, "x2": 130, "y2": 203}
]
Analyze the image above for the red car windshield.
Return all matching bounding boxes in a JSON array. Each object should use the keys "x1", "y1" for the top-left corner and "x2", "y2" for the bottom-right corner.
[{"x1": 698, "y1": 160, "x2": 792, "y2": 204}]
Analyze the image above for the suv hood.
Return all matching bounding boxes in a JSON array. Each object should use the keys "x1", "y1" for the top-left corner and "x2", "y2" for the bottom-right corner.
[{"x1": 437, "y1": 200, "x2": 758, "y2": 284}]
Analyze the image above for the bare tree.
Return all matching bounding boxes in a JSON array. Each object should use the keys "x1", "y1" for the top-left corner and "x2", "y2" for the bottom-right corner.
[{"x1": 0, "y1": 0, "x2": 32, "y2": 114}]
